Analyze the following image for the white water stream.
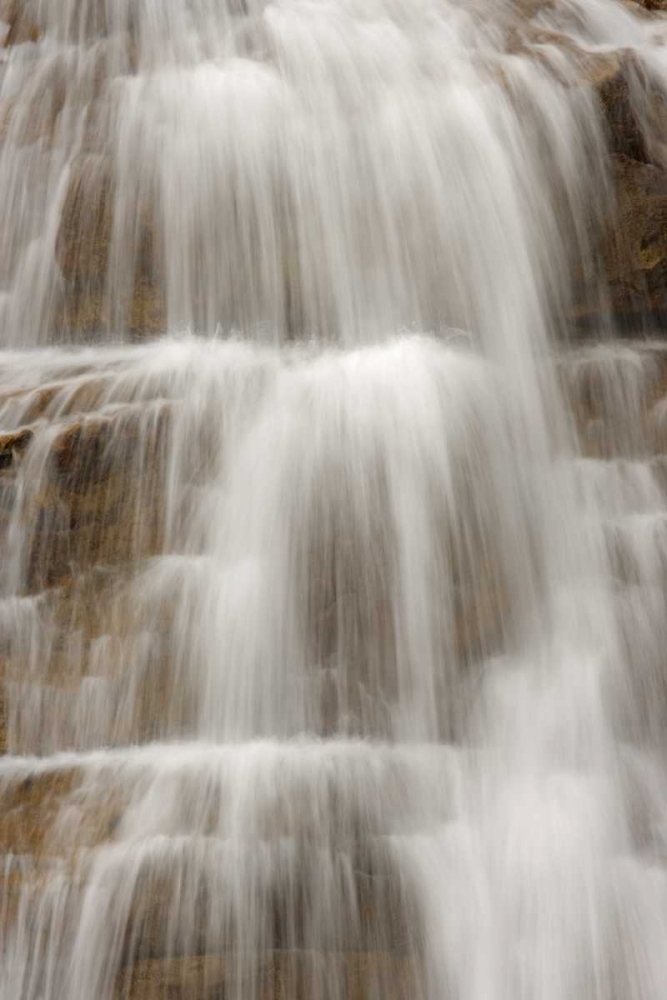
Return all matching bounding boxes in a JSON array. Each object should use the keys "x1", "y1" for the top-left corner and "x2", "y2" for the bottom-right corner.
[{"x1": 1, "y1": 1, "x2": 667, "y2": 998}]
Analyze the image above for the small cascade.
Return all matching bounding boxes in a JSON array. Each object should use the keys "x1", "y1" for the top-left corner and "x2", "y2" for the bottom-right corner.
[{"x1": 1, "y1": 1, "x2": 667, "y2": 999}]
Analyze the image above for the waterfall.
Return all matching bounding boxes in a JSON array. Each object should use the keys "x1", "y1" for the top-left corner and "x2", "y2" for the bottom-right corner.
[{"x1": 1, "y1": 1, "x2": 667, "y2": 998}]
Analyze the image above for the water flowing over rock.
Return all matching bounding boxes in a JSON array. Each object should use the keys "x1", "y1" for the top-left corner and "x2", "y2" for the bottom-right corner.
[{"x1": 2, "y1": 1, "x2": 667, "y2": 999}]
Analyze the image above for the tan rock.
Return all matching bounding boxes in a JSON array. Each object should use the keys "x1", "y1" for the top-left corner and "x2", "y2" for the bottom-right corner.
[
  {"x1": 570, "y1": 153, "x2": 667, "y2": 329},
  {"x1": 54, "y1": 287, "x2": 110, "y2": 339},
  {"x1": 56, "y1": 155, "x2": 115, "y2": 287},
  {"x1": 116, "y1": 952, "x2": 418, "y2": 1000},
  {"x1": 591, "y1": 51, "x2": 650, "y2": 163},
  {"x1": 55, "y1": 156, "x2": 166, "y2": 339},
  {"x1": 127, "y1": 279, "x2": 167, "y2": 339},
  {"x1": 0, "y1": 768, "x2": 79, "y2": 857},
  {"x1": 634, "y1": 0, "x2": 667, "y2": 10},
  {"x1": 0, "y1": 70, "x2": 67, "y2": 148},
  {"x1": 0, "y1": 675, "x2": 6, "y2": 754},
  {"x1": 22, "y1": 405, "x2": 171, "y2": 592},
  {"x1": 0, "y1": 426, "x2": 34, "y2": 469},
  {"x1": 603, "y1": 155, "x2": 667, "y2": 319},
  {"x1": 0, "y1": 0, "x2": 40, "y2": 47}
]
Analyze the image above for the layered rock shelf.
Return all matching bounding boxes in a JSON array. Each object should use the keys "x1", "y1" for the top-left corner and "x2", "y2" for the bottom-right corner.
[
  {"x1": 2, "y1": 2, "x2": 667, "y2": 999},
  {"x1": 0, "y1": 0, "x2": 666, "y2": 339}
]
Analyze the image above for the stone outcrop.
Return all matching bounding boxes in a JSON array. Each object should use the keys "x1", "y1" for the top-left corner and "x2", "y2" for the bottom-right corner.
[
  {"x1": 566, "y1": 44, "x2": 667, "y2": 332},
  {"x1": 0, "y1": 747, "x2": 421, "y2": 997},
  {"x1": 593, "y1": 51, "x2": 652, "y2": 163},
  {"x1": 0, "y1": 3, "x2": 159, "y2": 340},
  {"x1": 0, "y1": 402, "x2": 171, "y2": 594},
  {"x1": 0, "y1": 0, "x2": 39, "y2": 46},
  {"x1": 636, "y1": 0, "x2": 667, "y2": 10},
  {"x1": 0, "y1": 359, "x2": 173, "y2": 750},
  {"x1": 602, "y1": 154, "x2": 667, "y2": 322},
  {"x1": 503, "y1": 5, "x2": 667, "y2": 333},
  {"x1": 115, "y1": 953, "x2": 418, "y2": 1000},
  {"x1": 54, "y1": 156, "x2": 166, "y2": 340},
  {"x1": 2, "y1": 3, "x2": 667, "y2": 998},
  {"x1": 560, "y1": 341, "x2": 667, "y2": 456},
  {"x1": 56, "y1": 156, "x2": 115, "y2": 288},
  {"x1": 0, "y1": 1, "x2": 666, "y2": 338}
]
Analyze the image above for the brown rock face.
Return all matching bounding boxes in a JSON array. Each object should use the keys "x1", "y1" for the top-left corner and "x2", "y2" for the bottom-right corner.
[
  {"x1": 0, "y1": 352, "x2": 197, "y2": 757},
  {"x1": 56, "y1": 156, "x2": 115, "y2": 287},
  {"x1": 0, "y1": 0, "x2": 40, "y2": 46},
  {"x1": 565, "y1": 39, "x2": 667, "y2": 332},
  {"x1": 0, "y1": 768, "x2": 80, "y2": 858},
  {"x1": 571, "y1": 152, "x2": 667, "y2": 329},
  {"x1": 55, "y1": 157, "x2": 166, "y2": 339},
  {"x1": 116, "y1": 953, "x2": 418, "y2": 1000},
  {"x1": 4, "y1": 7, "x2": 667, "y2": 997},
  {"x1": 594, "y1": 52, "x2": 651, "y2": 163},
  {"x1": 17, "y1": 407, "x2": 170, "y2": 593},
  {"x1": 604, "y1": 155, "x2": 667, "y2": 320}
]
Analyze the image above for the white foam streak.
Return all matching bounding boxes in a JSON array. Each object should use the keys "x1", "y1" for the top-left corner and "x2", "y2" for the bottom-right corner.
[{"x1": 1, "y1": 1, "x2": 667, "y2": 998}]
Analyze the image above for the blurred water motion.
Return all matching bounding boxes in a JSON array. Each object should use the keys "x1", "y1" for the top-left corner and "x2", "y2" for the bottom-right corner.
[{"x1": 1, "y1": 1, "x2": 667, "y2": 998}]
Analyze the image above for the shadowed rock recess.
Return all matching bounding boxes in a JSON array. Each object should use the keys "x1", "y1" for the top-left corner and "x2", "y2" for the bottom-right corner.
[{"x1": 3, "y1": 2, "x2": 667, "y2": 999}]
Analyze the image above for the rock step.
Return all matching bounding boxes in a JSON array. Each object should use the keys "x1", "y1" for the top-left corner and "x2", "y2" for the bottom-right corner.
[
  {"x1": 115, "y1": 952, "x2": 419, "y2": 1000},
  {"x1": 0, "y1": 747, "x2": 452, "y2": 964},
  {"x1": 559, "y1": 342, "x2": 667, "y2": 457},
  {"x1": 3, "y1": 1, "x2": 667, "y2": 338}
]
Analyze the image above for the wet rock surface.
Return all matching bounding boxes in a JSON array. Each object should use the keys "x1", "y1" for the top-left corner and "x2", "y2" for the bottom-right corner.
[
  {"x1": 0, "y1": 0, "x2": 39, "y2": 46},
  {"x1": 604, "y1": 155, "x2": 667, "y2": 322},
  {"x1": 54, "y1": 156, "x2": 166, "y2": 340},
  {"x1": 563, "y1": 42, "x2": 667, "y2": 330},
  {"x1": 1, "y1": 0, "x2": 667, "y2": 339},
  {"x1": 2, "y1": 2, "x2": 667, "y2": 998},
  {"x1": 115, "y1": 953, "x2": 418, "y2": 1000},
  {"x1": 2, "y1": 335, "x2": 667, "y2": 996}
]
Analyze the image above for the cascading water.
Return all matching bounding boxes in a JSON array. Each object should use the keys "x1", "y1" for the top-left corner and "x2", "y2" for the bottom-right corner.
[{"x1": 2, "y1": 0, "x2": 667, "y2": 997}]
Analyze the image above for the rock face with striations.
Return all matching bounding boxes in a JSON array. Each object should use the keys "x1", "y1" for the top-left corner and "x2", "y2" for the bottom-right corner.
[
  {"x1": 1, "y1": 0, "x2": 666, "y2": 340},
  {"x1": 54, "y1": 155, "x2": 166, "y2": 339},
  {"x1": 602, "y1": 154, "x2": 667, "y2": 321},
  {"x1": 0, "y1": 0, "x2": 39, "y2": 46},
  {"x1": 2, "y1": 2, "x2": 667, "y2": 999},
  {"x1": 567, "y1": 44, "x2": 667, "y2": 330}
]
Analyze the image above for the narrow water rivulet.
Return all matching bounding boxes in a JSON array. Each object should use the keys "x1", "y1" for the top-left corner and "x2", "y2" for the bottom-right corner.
[{"x1": 2, "y1": 1, "x2": 667, "y2": 997}]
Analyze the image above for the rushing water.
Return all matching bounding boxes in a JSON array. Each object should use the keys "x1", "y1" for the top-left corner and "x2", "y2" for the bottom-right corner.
[{"x1": 2, "y1": 0, "x2": 667, "y2": 998}]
